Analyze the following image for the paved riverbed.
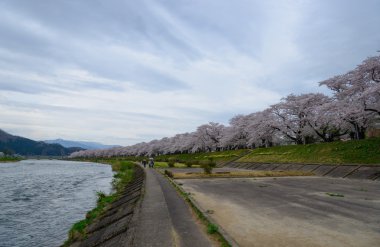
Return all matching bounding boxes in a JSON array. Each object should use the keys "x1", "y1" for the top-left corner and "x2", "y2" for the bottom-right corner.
[{"x1": 177, "y1": 176, "x2": 380, "y2": 247}]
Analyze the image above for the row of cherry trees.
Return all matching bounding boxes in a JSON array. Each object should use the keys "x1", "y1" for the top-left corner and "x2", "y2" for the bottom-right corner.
[{"x1": 70, "y1": 55, "x2": 380, "y2": 158}]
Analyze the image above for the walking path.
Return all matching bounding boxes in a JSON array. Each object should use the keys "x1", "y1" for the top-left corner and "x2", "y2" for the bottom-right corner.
[{"x1": 132, "y1": 167, "x2": 212, "y2": 247}]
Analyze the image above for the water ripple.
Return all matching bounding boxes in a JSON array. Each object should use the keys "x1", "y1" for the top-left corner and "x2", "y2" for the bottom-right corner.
[{"x1": 0, "y1": 160, "x2": 113, "y2": 247}]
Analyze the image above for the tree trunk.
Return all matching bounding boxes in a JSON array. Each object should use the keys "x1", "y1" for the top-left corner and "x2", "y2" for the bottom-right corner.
[{"x1": 352, "y1": 123, "x2": 366, "y2": 139}]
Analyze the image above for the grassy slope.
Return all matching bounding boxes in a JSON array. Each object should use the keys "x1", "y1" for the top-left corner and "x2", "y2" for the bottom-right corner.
[
  {"x1": 238, "y1": 138, "x2": 380, "y2": 164},
  {"x1": 155, "y1": 149, "x2": 249, "y2": 163},
  {"x1": 154, "y1": 162, "x2": 198, "y2": 168}
]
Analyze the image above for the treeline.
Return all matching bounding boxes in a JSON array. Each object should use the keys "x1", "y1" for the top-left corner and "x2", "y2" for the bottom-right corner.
[{"x1": 70, "y1": 55, "x2": 380, "y2": 158}]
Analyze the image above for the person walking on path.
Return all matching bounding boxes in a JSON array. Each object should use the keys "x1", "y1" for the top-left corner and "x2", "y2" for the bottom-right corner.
[
  {"x1": 148, "y1": 158, "x2": 154, "y2": 168},
  {"x1": 142, "y1": 159, "x2": 147, "y2": 168}
]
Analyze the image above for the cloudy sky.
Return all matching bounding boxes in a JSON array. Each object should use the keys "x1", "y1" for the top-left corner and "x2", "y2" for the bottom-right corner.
[{"x1": 0, "y1": 0, "x2": 379, "y2": 145}]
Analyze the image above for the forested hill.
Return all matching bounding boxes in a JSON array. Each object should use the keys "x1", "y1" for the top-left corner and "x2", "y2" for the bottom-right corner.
[{"x1": 0, "y1": 129, "x2": 83, "y2": 156}]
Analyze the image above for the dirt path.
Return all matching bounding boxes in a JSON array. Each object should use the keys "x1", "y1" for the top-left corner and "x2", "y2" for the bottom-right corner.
[{"x1": 178, "y1": 176, "x2": 380, "y2": 247}]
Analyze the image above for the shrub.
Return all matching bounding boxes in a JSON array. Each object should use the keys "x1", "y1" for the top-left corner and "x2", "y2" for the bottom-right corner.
[
  {"x1": 201, "y1": 158, "x2": 216, "y2": 174},
  {"x1": 168, "y1": 158, "x2": 176, "y2": 167},
  {"x1": 185, "y1": 161, "x2": 193, "y2": 168},
  {"x1": 208, "y1": 158, "x2": 216, "y2": 168},
  {"x1": 164, "y1": 169, "x2": 173, "y2": 178},
  {"x1": 202, "y1": 163, "x2": 212, "y2": 174},
  {"x1": 207, "y1": 223, "x2": 218, "y2": 234},
  {"x1": 326, "y1": 192, "x2": 344, "y2": 197},
  {"x1": 96, "y1": 191, "x2": 106, "y2": 203}
]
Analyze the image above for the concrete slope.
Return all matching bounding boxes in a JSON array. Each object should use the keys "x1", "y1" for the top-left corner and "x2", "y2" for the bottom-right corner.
[
  {"x1": 68, "y1": 166, "x2": 145, "y2": 247},
  {"x1": 224, "y1": 162, "x2": 380, "y2": 180},
  {"x1": 68, "y1": 166, "x2": 211, "y2": 247}
]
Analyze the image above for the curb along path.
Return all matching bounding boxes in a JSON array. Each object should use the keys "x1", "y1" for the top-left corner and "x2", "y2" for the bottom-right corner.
[{"x1": 132, "y1": 167, "x2": 212, "y2": 247}]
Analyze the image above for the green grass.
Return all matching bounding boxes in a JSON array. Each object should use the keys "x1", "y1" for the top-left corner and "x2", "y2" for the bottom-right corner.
[
  {"x1": 63, "y1": 159, "x2": 135, "y2": 246},
  {"x1": 238, "y1": 138, "x2": 380, "y2": 165},
  {"x1": 155, "y1": 149, "x2": 249, "y2": 164},
  {"x1": 0, "y1": 156, "x2": 22, "y2": 162},
  {"x1": 68, "y1": 192, "x2": 118, "y2": 240},
  {"x1": 72, "y1": 156, "x2": 143, "y2": 163},
  {"x1": 154, "y1": 161, "x2": 201, "y2": 168},
  {"x1": 326, "y1": 192, "x2": 344, "y2": 197},
  {"x1": 207, "y1": 223, "x2": 219, "y2": 234},
  {"x1": 71, "y1": 149, "x2": 248, "y2": 166}
]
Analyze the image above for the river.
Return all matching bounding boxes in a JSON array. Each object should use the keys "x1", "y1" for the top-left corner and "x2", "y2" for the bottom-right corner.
[{"x1": 0, "y1": 160, "x2": 114, "y2": 247}]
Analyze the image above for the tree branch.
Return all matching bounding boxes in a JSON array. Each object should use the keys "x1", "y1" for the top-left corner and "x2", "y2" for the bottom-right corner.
[{"x1": 372, "y1": 68, "x2": 380, "y2": 82}]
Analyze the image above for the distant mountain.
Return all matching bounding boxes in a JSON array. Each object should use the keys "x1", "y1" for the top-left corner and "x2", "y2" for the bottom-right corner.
[
  {"x1": 0, "y1": 129, "x2": 83, "y2": 156},
  {"x1": 44, "y1": 139, "x2": 120, "y2": 150}
]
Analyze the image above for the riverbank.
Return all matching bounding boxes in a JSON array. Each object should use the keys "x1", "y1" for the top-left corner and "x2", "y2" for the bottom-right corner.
[
  {"x1": 0, "y1": 157, "x2": 22, "y2": 163},
  {"x1": 63, "y1": 159, "x2": 137, "y2": 246}
]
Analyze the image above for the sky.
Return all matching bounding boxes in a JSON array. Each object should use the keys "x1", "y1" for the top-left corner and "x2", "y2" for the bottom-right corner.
[{"x1": 0, "y1": 0, "x2": 379, "y2": 145}]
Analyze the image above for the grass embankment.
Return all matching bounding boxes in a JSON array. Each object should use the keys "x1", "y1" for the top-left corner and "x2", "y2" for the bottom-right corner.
[
  {"x1": 0, "y1": 156, "x2": 22, "y2": 162},
  {"x1": 72, "y1": 150, "x2": 248, "y2": 168},
  {"x1": 238, "y1": 138, "x2": 380, "y2": 165},
  {"x1": 165, "y1": 170, "x2": 313, "y2": 179},
  {"x1": 141, "y1": 149, "x2": 248, "y2": 169},
  {"x1": 63, "y1": 159, "x2": 135, "y2": 246},
  {"x1": 154, "y1": 161, "x2": 201, "y2": 169},
  {"x1": 155, "y1": 149, "x2": 249, "y2": 164}
]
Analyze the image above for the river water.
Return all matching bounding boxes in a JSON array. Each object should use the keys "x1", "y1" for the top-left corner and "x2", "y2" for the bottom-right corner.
[{"x1": 0, "y1": 160, "x2": 114, "y2": 247}]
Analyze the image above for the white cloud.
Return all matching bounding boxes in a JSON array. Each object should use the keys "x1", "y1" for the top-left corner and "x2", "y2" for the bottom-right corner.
[{"x1": 0, "y1": 0, "x2": 379, "y2": 145}]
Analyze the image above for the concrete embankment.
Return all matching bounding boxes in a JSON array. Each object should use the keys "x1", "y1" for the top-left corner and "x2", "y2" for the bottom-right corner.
[
  {"x1": 225, "y1": 162, "x2": 380, "y2": 180},
  {"x1": 68, "y1": 165, "x2": 213, "y2": 247},
  {"x1": 69, "y1": 165, "x2": 145, "y2": 247}
]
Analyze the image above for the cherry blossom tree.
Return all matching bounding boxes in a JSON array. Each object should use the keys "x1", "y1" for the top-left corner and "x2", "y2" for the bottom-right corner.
[
  {"x1": 268, "y1": 94, "x2": 317, "y2": 144},
  {"x1": 320, "y1": 55, "x2": 380, "y2": 139},
  {"x1": 191, "y1": 122, "x2": 225, "y2": 152},
  {"x1": 220, "y1": 115, "x2": 250, "y2": 149},
  {"x1": 68, "y1": 54, "x2": 380, "y2": 159},
  {"x1": 305, "y1": 100, "x2": 349, "y2": 142},
  {"x1": 245, "y1": 110, "x2": 280, "y2": 147}
]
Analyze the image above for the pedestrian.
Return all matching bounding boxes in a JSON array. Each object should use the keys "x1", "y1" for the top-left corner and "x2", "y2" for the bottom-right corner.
[
  {"x1": 149, "y1": 158, "x2": 154, "y2": 168},
  {"x1": 142, "y1": 159, "x2": 147, "y2": 168}
]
